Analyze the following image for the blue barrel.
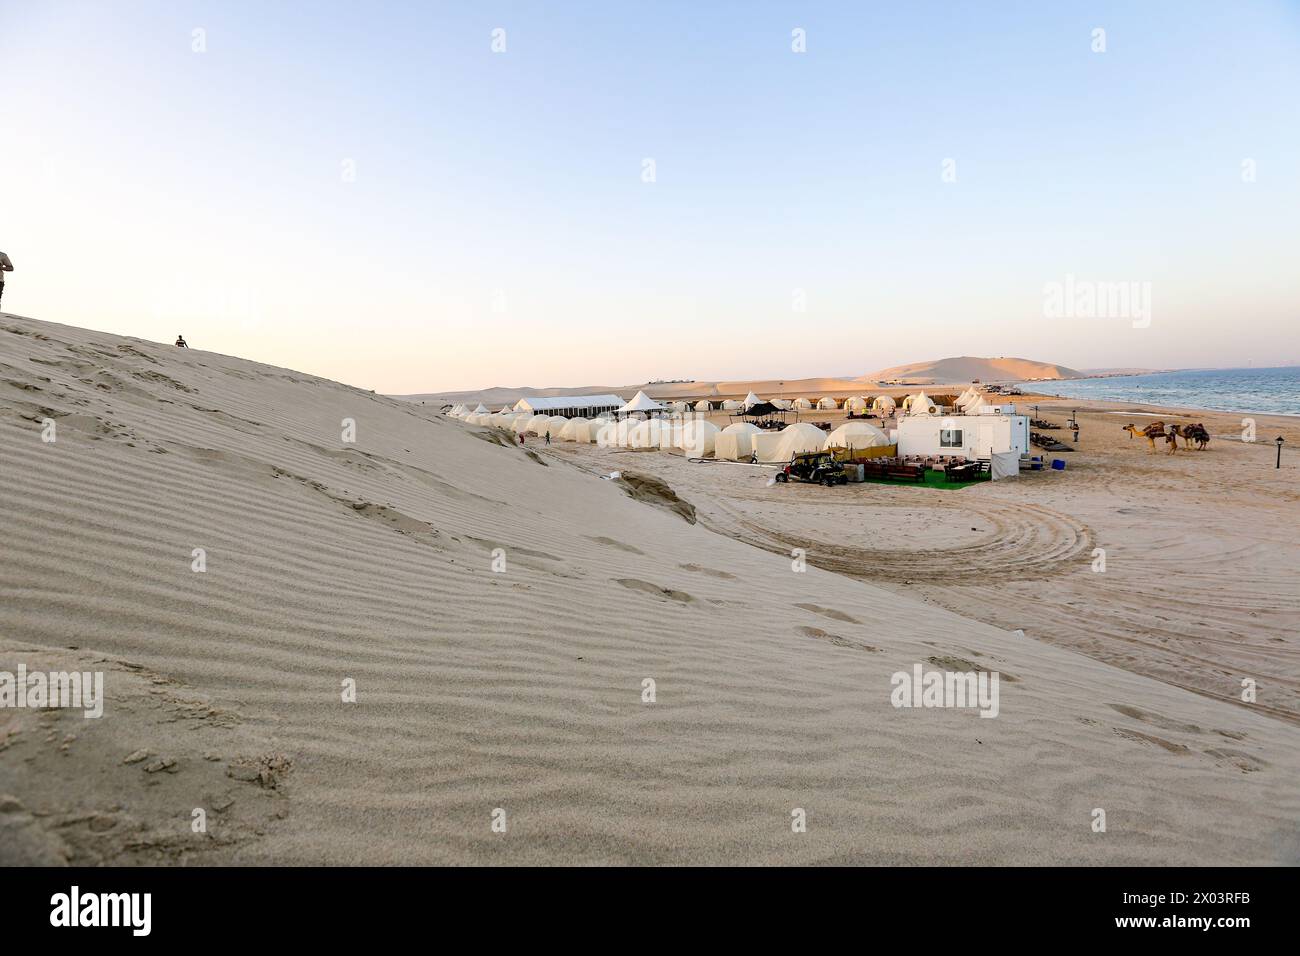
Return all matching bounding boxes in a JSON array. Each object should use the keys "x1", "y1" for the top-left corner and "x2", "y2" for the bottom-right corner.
[{"x1": 1051, "y1": 458, "x2": 1066, "y2": 471}]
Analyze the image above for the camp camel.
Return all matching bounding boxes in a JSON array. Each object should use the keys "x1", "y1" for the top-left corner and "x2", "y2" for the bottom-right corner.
[{"x1": 1123, "y1": 422, "x2": 1177, "y2": 454}]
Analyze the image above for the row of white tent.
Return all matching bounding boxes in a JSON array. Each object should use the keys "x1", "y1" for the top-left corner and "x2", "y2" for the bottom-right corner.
[
  {"x1": 447, "y1": 407, "x2": 894, "y2": 462},
  {"x1": 448, "y1": 388, "x2": 981, "y2": 424}
]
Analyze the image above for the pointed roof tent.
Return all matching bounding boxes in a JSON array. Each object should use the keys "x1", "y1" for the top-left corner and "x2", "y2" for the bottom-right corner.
[
  {"x1": 617, "y1": 390, "x2": 665, "y2": 415},
  {"x1": 742, "y1": 390, "x2": 763, "y2": 409},
  {"x1": 498, "y1": 406, "x2": 512, "y2": 414},
  {"x1": 909, "y1": 391, "x2": 937, "y2": 415},
  {"x1": 472, "y1": 403, "x2": 489, "y2": 415}
]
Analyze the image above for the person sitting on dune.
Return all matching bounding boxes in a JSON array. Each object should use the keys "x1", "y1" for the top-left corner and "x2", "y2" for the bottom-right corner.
[{"x1": 0, "y1": 250, "x2": 13, "y2": 309}]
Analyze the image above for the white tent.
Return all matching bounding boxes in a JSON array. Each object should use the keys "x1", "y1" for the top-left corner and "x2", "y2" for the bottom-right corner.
[
  {"x1": 720, "y1": 399, "x2": 744, "y2": 411},
  {"x1": 572, "y1": 418, "x2": 605, "y2": 443},
  {"x1": 527, "y1": 415, "x2": 555, "y2": 435},
  {"x1": 816, "y1": 397, "x2": 839, "y2": 410},
  {"x1": 771, "y1": 398, "x2": 793, "y2": 410},
  {"x1": 694, "y1": 400, "x2": 713, "y2": 412},
  {"x1": 871, "y1": 395, "x2": 897, "y2": 413},
  {"x1": 741, "y1": 390, "x2": 763, "y2": 409},
  {"x1": 752, "y1": 432, "x2": 784, "y2": 462},
  {"x1": 681, "y1": 420, "x2": 720, "y2": 457},
  {"x1": 596, "y1": 422, "x2": 619, "y2": 447},
  {"x1": 617, "y1": 390, "x2": 665, "y2": 416},
  {"x1": 498, "y1": 405, "x2": 513, "y2": 414},
  {"x1": 557, "y1": 418, "x2": 584, "y2": 441},
  {"x1": 629, "y1": 419, "x2": 664, "y2": 449},
  {"x1": 908, "y1": 391, "x2": 938, "y2": 415},
  {"x1": 670, "y1": 400, "x2": 691, "y2": 413},
  {"x1": 614, "y1": 418, "x2": 640, "y2": 447},
  {"x1": 824, "y1": 421, "x2": 891, "y2": 451},
  {"x1": 844, "y1": 396, "x2": 869, "y2": 413},
  {"x1": 715, "y1": 422, "x2": 762, "y2": 461},
  {"x1": 774, "y1": 423, "x2": 829, "y2": 460},
  {"x1": 512, "y1": 414, "x2": 536, "y2": 433},
  {"x1": 792, "y1": 397, "x2": 813, "y2": 409},
  {"x1": 471, "y1": 403, "x2": 489, "y2": 415},
  {"x1": 543, "y1": 417, "x2": 570, "y2": 438},
  {"x1": 658, "y1": 420, "x2": 685, "y2": 450}
]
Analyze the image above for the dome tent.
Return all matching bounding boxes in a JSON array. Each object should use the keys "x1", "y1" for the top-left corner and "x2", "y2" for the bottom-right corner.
[
  {"x1": 574, "y1": 418, "x2": 606, "y2": 442},
  {"x1": 542, "y1": 417, "x2": 569, "y2": 438},
  {"x1": 596, "y1": 422, "x2": 619, "y2": 447},
  {"x1": 720, "y1": 399, "x2": 744, "y2": 411},
  {"x1": 513, "y1": 414, "x2": 537, "y2": 433},
  {"x1": 824, "y1": 421, "x2": 891, "y2": 451},
  {"x1": 751, "y1": 431, "x2": 784, "y2": 462},
  {"x1": 629, "y1": 419, "x2": 664, "y2": 449},
  {"x1": 844, "y1": 396, "x2": 869, "y2": 412},
  {"x1": 816, "y1": 397, "x2": 839, "y2": 410},
  {"x1": 771, "y1": 398, "x2": 793, "y2": 410},
  {"x1": 694, "y1": 399, "x2": 713, "y2": 412},
  {"x1": 558, "y1": 419, "x2": 584, "y2": 441},
  {"x1": 773, "y1": 423, "x2": 828, "y2": 460},
  {"x1": 715, "y1": 422, "x2": 762, "y2": 461},
  {"x1": 527, "y1": 416, "x2": 556, "y2": 435},
  {"x1": 792, "y1": 397, "x2": 813, "y2": 409},
  {"x1": 658, "y1": 420, "x2": 685, "y2": 450},
  {"x1": 871, "y1": 395, "x2": 896, "y2": 413},
  {"x1": 681, "y1": 419, "x2": 720, "y2": 457}
]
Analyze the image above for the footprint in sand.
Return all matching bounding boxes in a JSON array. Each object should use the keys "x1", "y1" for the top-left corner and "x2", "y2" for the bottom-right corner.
[
  {"x1": 927, "y1": 654, "x2": 1019, "y2": 682},
  {"x1": 680, "y1": 563, "x2": 735, "y2": 579},
  {"x1": 794, "y1": 603, "x2": 861, "y2": 624},
  {"x1": 798, "y1": 625, "x2": 880, "y2": 652},
  {"x1": 615, "y1": 578, "x2": 695, "y2": 604},
  {"x1": 587, "y1": 536, "x2": 645, "y2": 555},
  {"x1": 1112, "y1": 726, "x2": 1192, "y2": 755}
]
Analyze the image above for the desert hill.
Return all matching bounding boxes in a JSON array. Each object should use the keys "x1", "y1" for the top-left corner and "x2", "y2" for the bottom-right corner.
[
  {"x1": 1, "y1": 313, "x2": 1293, "y2": 864},
  {"x1": 866, "y1": 356, "x2": 1082, "y2": 384}
]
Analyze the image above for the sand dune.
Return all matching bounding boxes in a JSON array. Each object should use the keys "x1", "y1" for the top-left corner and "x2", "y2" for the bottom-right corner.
[
  {"x1": 2, "y1": 314, "x2": 1296, "y2": 865},
  {"x1": 868, "y1": 356, "x2": 1082, "y2": 383}
]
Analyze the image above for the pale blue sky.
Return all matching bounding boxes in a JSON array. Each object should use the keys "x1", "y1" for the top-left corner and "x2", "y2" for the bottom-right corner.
[{"x1": 2, "y1": 1, "x2": 1297, "y2": 391}]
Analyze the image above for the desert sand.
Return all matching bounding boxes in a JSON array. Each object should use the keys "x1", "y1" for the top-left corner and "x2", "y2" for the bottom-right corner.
[{"x1": 1, "y1": 313, "x2": 1297, "y2": 865}]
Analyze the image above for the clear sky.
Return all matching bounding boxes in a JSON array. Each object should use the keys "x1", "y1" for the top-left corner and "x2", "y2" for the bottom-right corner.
[{"x1": 2, "y1": 1, "x2": 1298, "y2": 392}]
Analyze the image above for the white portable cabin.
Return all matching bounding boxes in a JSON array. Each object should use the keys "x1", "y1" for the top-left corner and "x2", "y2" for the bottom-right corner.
[{"x1": 896, "y1": 412, "x2": 1029, "y2": 459}]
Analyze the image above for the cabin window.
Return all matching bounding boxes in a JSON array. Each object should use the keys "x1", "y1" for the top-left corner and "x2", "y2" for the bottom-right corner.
[{"x1": 939, "y1": 429, "x2": 963, "y2": 448}]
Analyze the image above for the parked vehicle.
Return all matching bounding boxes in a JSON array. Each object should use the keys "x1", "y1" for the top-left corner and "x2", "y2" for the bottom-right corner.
[{"x1": 775, "y1": 451, "x2": 848, "y2": 486}]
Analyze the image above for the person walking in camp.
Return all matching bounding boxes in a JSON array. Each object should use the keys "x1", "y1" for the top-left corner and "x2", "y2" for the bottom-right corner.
[
  {"x1": 545, "y1": 432, "x2": 551, "y2": 446},
  {"x1": 0, "y1": 250, "x2": 13, "y2": 310}
]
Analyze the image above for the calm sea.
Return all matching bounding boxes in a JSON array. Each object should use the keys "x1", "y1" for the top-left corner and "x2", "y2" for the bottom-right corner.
[{"x1": 1020, "y1": 367, "x2": 1300, "y2": 417}]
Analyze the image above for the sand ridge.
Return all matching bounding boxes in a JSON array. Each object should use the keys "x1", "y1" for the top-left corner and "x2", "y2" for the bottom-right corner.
[{"x1": 2, "y1": 314, "x2": 1297, "y2": 864}]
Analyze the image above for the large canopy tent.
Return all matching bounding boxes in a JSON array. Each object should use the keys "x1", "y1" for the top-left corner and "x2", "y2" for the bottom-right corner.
[
  {"x1": 514, "y1": 394, "x2": 624, "y2": 418},
  {"x1": 824, "y1": 421, "x2": 891, "y2": 451},
  {"x1": 736, "y1": 400, "x2": 785, "y2": 420},
  {"x1": 617, "y1": 390, "x2": 666, "y2": 418}
]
